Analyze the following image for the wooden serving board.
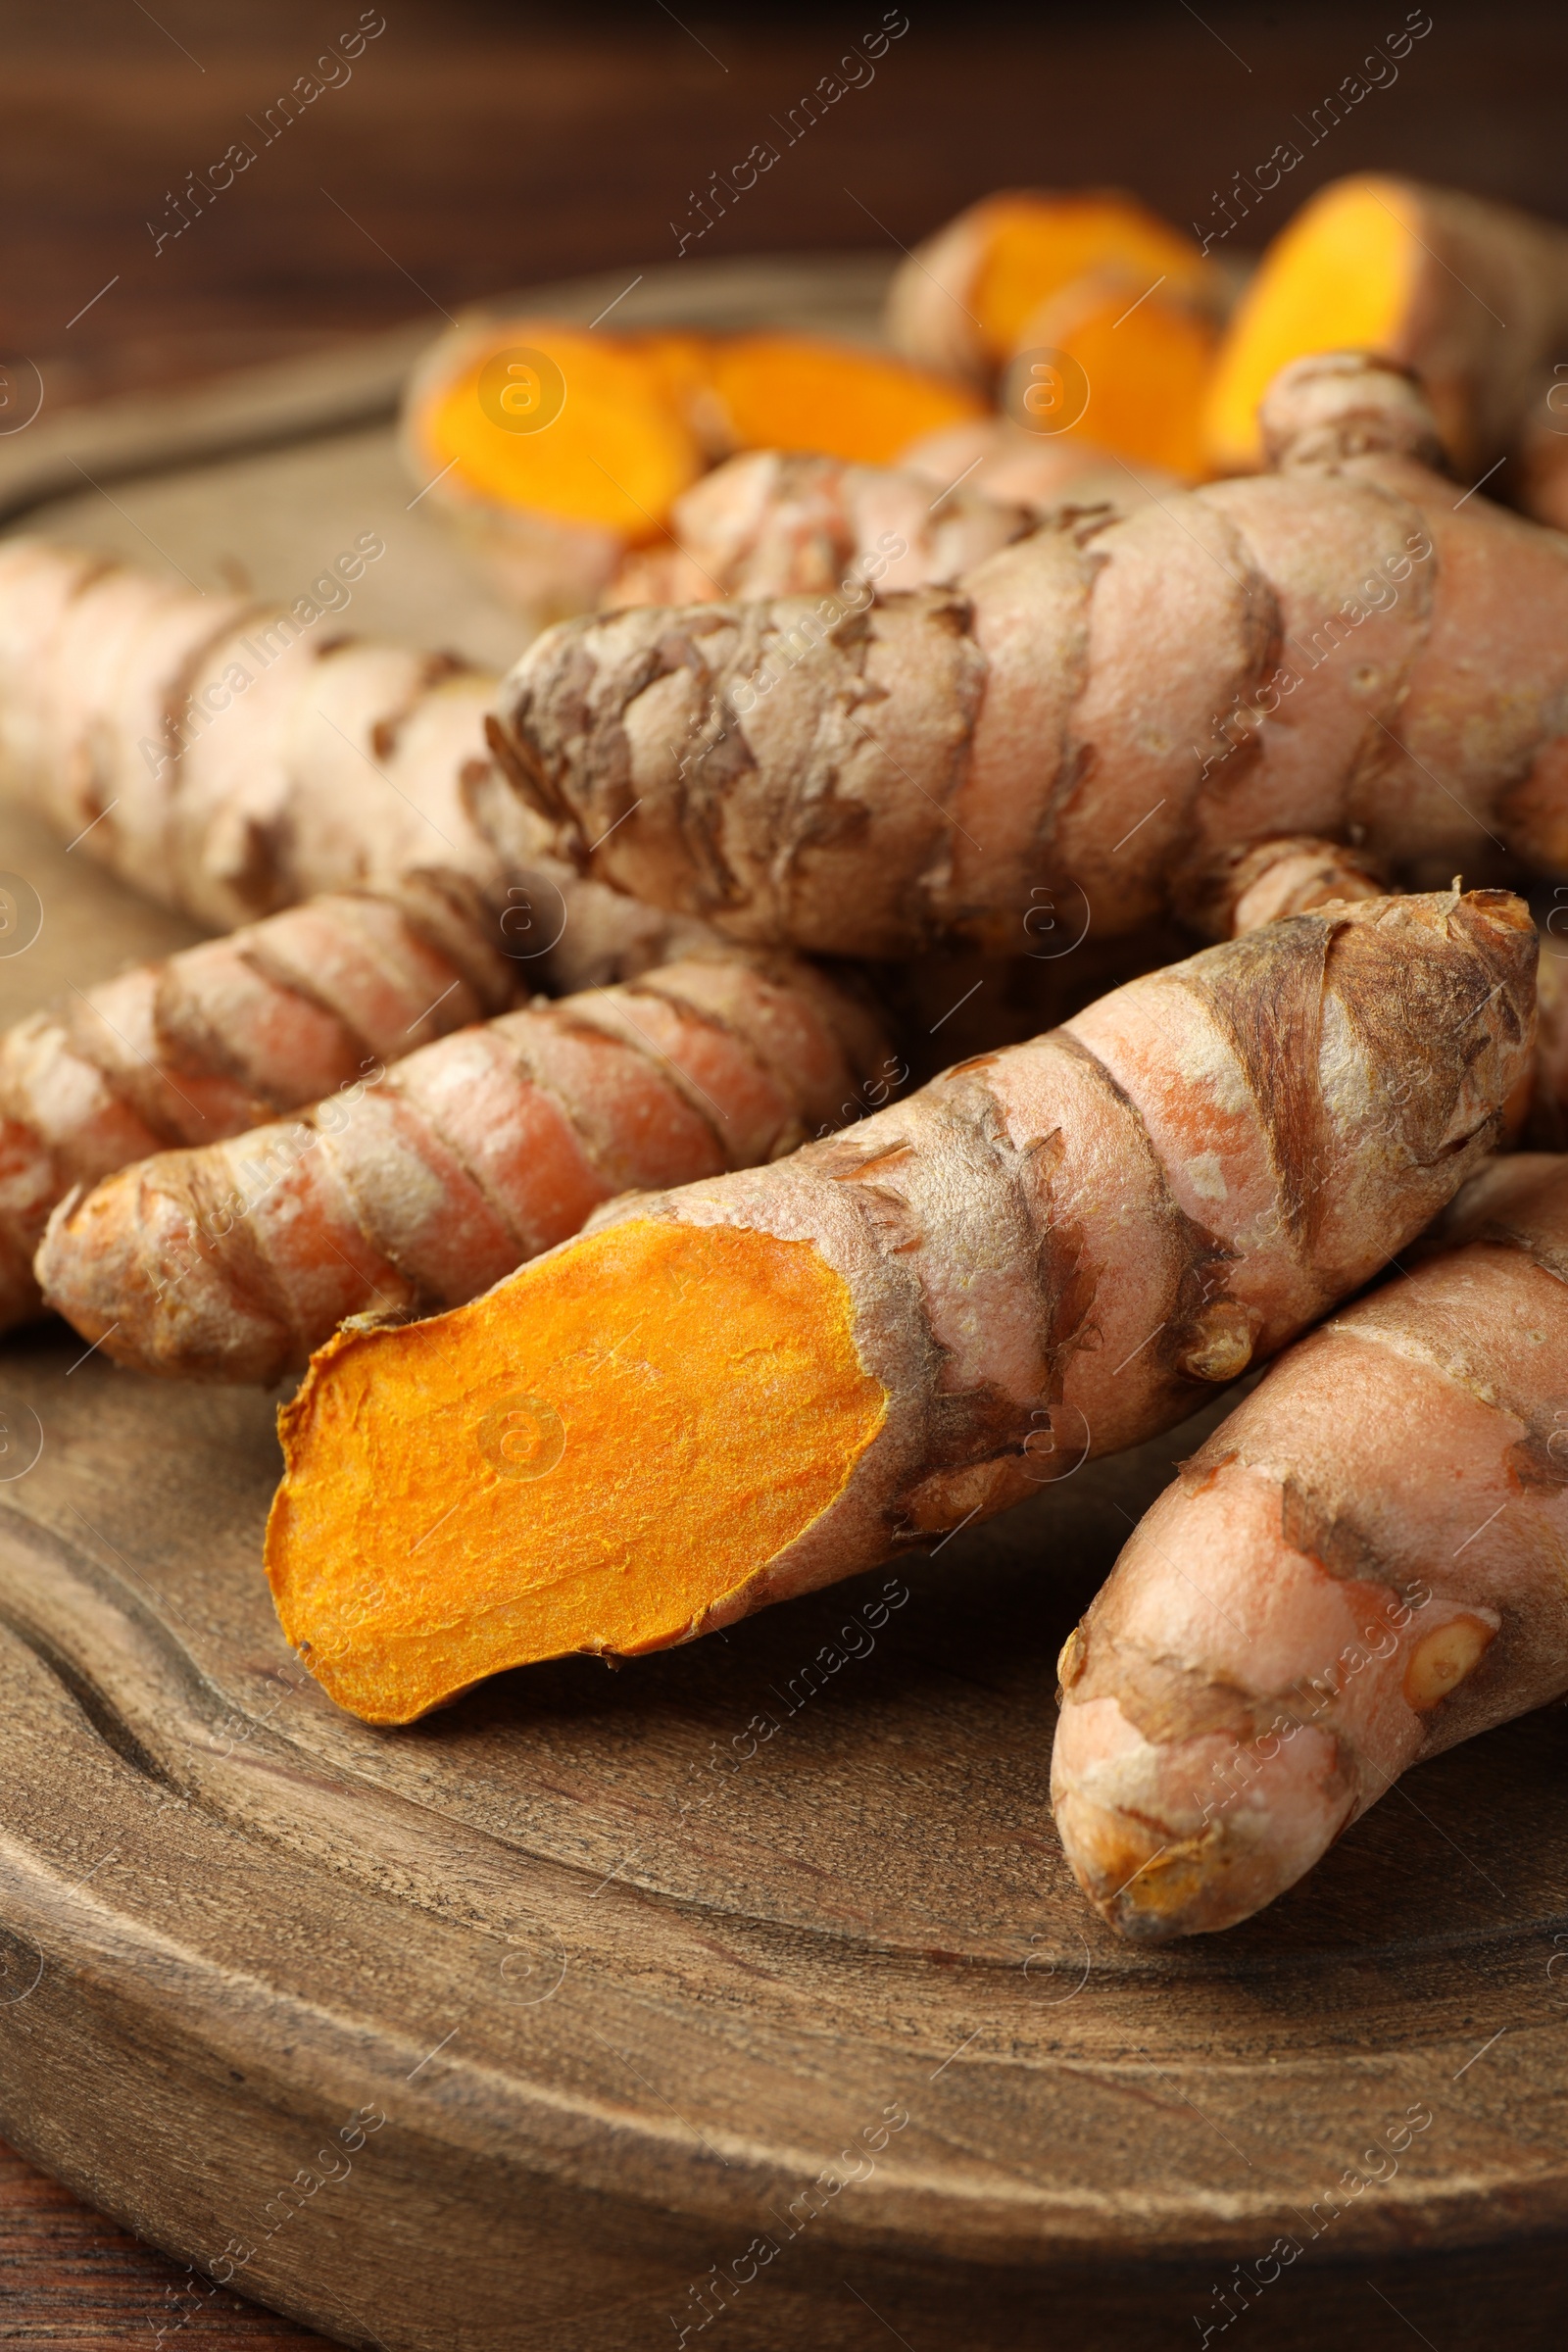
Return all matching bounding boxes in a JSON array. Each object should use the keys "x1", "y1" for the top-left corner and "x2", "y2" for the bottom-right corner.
[{"x1": 4, "y1": 259, "x2": 1568, "y2": 2352}]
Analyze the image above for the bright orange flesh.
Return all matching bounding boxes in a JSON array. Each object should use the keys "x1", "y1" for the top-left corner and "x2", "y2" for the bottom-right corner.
[
  {"x1": 425, "y1": 321, "x2": 706, "y2": 540},
  {"x1": 705, "y1": 335, "x2": 987, "y2": 466},
  {"x1": 970, "y1": 194, "x2": 1214, "y2": 365},
  {"x1": 1015, "y1": 276, "x2": 1219, "y2": 476},
  {"x1": 1203, "y1": 176, "x2": 1419, "y2": 471},
  {"x1": 266, "y1": 1218, "x2": 887, "y2": 1723}
]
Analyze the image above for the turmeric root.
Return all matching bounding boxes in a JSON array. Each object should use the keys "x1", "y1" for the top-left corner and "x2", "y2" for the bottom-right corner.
[
  {"x1": 1001, "y1": 270, "x2": 1219, "y2": 479},
  {"x1": 698, "y1": 333, "x2": 985, "y2": 466},
  {"x1": 1523, "y1": 937, "x2": 1568, "y2": 1150},
  {"x1": 1204, "y1": 174, "x2": 1568, "y2": 476},
  {"x1": 1052, "y1": 1148, "x2": 1568, "y2": 1941},
  {"x1": 36, "y1": 952, "x2": 888, "y2": 1387},
  {"x1": 1514, "y1": 373, "x2": 1568, "y2": 531},
  {"x1": 608, "y1": 429, "x2": 1186, "y2": 612},
  {"x1": 495, "y1": 354, "x2": 1568, "y2": 958},
  {"x1": 900, "y1": 415, "x2": 1183, "y2": 514},
  {"x1": 886, "y1": 189, "x2": 1219, "y2": 386},
  {"x1": 401, "y1": 318, "x2": 714, "y2": 625},
  {"x1": 402, "y1": 318, "x2": 982, "y2": 620},
  {"x1": 0, "y1": 878, "x2": 517, "y2": 1333},
  {"x1": 0, "y1": 539, "x2": 697, "y2": 987},
  {"x1": 264, "y1": 887, "x2": 1534, "y2": 1723},
  {"x1": 608, "y1": 450, "x2": 1031, "y2": 609}
]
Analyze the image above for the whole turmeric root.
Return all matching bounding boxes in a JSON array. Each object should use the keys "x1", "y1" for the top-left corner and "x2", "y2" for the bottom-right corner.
[
  {"x1": 607, "y1": 449, "x2": 1033, "y2": 610},
  {"x1": 264, "y1": 887, "x2": 1533, "y2": 1723},
  {"x1": 899, "y1": 414, "x2": 1182, "y2": 513},
  {"x1": 495, "y1": 354, "x2": 1568, "y2": 959},
  {"x1": 0, "y1": 878, "x2": 517, "y2": 1333},
  {"x1": 36, "y1": 952, "x2": 889, "y2": 1386},
  {"x1": 1205, "y1": 173, "x2": 1568, "y2": 476},
  {"x1": 1052, "y1": 1148, "x2": 1568, "y2": 1941},
  {"x1": 0, "y1": 539, "x2": 692, "y2": 991}
]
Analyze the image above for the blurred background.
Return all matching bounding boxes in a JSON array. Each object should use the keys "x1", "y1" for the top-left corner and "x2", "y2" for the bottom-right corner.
[
  {"x1": 3, "y1": 1, "x2": 1567, "y2": 2340},
  {"x1": 6, "y1": 0, "x2": 1567, "y2": 414}
]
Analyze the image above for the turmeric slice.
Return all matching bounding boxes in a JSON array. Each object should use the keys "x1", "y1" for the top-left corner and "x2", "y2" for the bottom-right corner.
[
  {"x1": 1203, "y1": 173, "x2": 1568, "y2": 474},
  {"x1": 266, "y1": 887, "x2": 1535, "y2": 1723},
  {"x1": 496, "y1": 354, "x2": 1568, "y2": 958},
  {"x1": 1002, "y1": 270, "x2": 1219, "y2": 479},
  {"x1": 1053, "y1": 1151, "x2": 1568, "y2": 1940},
  {"x1": 886, "y1": 188, "x2": 1220, "y2": 383},
  {"x1": 401, "y1": 317, "x2": 710, "y2": 624},
  {"x1": 411, "y1": 320, "x2": 705, "y2": 535},
  {"x1": 700, "y1": 334, "x2": 986, "y2": 467},
  {"x1": 36, "y1": 952, "x2": 889, "y2": 1384},
  {"x1": 269, "y1": 1218, "x2": 887, "y2": 1722}
]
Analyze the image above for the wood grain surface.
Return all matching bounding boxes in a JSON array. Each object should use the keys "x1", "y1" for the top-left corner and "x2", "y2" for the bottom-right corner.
[
  {"x1": 0, "y1": 2138, "x2": 316, "y2": 2349},
  {"x1": 7, "y1": 4, "x2": 1568, "y2": 2341},
  {"x1": 6, "y1": 397, "x2": 1568, "y2": 2346},
  {"x1": 2, "y1": 951, "x2": 1568, "y2": 2351}
]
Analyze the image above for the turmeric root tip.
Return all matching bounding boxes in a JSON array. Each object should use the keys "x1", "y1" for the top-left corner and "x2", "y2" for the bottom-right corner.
[{"x1": 266, "y1": 1217, "x2": 887, "y2": 1723}]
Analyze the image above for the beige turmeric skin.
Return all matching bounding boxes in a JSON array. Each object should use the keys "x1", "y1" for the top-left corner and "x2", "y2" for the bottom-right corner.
[
  {"x1": 0, "y1": 880, "x2": 514, "y2": 1334},
  {"x1": 0, "y1": 539, "x2": 696, "y2": 991},
  {"x1": 497, "y1": 356, "x2": 1568, "y2": 959},
  {"x1": 1053, "y1": 1152, "x2": 1568, "y2": 1940},
  {"x1": 36, "y1": 952, "x2": 886, "y2": 1383},
  {"x1": 266, "y1": 887, "x2": 1534, "y2": 1723}
]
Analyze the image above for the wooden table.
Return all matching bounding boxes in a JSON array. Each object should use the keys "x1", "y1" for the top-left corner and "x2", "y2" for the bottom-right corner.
[{"x1": 6, "y1": 4, "x2": 1568, "y2": 2341}]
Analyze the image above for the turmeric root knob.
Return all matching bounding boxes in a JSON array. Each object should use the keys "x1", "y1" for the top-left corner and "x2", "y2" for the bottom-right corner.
[
  {"x1": 267, "y1": 1218, "x2": 888, "y2": 1722},
  {"x1": 1403, "y1": 1613, "x2": 1496, "y2": 1711}
]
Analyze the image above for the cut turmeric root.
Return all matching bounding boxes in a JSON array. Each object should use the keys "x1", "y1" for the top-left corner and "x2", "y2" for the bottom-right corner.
[
  {"x1": 0, "y1": 879, "x2": 515, "y2": 1333},
  {"x1": 497, "y1": 354, "x2": 1568, "y2": 958},
  {"x1": 36, "y1": 952, "x2": 888, "y2": 1385},
  {"x1": 401, "y1": 318, "x2": 713, "y2": 624},
  {"x1": 266, "y1": 887, "x2": 1535, "y2": 1722},
  {"x1": 1204, "y1": 174, "x2": 1568, "y2": 475},
  {"x1": 1002, "y1": 270, "x2": 1219, "y2": 479},
  {"x1": 699, "y1": 334, "x2": 986, "y2": 466},
  {"x1": 402, "y1": 318, "x2": 983, "y2": 620},
  {"x1": 270, "y1": 1218, "x2": 887, "y2": 1721},
  {"x1": 886, "y1": 188, "x2": 1221, "y2": 384},
  {"x1": 1053, "y1": 1150, "x2": 1568, "y2": 1940}
]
